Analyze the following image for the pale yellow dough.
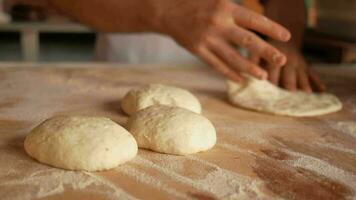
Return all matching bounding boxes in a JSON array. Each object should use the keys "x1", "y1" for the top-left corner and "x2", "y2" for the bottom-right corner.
[
  {"x1": 121, "y1": 84, "x2": 201, "y2": 115},
  {"x1": 24, "y1": 116, "x2": 138, "y2": 171},
  {"x1": 227, "y1": 77, "x2": 342, "y2": 117},
  {"x1": 126, "y1": 105, "x2": 216, "y2": 155}
]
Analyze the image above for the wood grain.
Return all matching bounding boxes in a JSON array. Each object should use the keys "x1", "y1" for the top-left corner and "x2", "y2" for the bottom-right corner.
[{"x1": 0, "y1": 64, "x2": 355, "y2": 200}]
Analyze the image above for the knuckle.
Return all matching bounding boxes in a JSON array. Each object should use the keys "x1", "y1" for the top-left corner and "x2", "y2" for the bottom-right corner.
[
  {"x1": 212, "y1": 0, "x2": 229, "y2": 11},
  {"x1": 247, "y1": 15, "x2": 257, "y2": 26},
  {"x1": 224, "y1": 49, "x2": 238, "y2": 61},
  {"x1": 205, "y1": 0, "x2": 230, "y2": 27},
  {"x1": 205, "y1": 11, "x2": 219, "y2": 26},
  {"x1": 191, "y1": 34, "x2": 211, "y2": 52},
  {"x1": 199, "y1": 33, "x2": 213, "y2": 45},
  {"x1": 219, "y1": 66, "x2": 231, "y2": 75},
  {"x1": 264, "y1": 46, "x2": 277, "y2": 56},
  {"x1": 191, "y1": 43, "x2": 205, "y2": 54},
  {"x1": 241, "y1": 33, "x2": 255, "y2": 47}
]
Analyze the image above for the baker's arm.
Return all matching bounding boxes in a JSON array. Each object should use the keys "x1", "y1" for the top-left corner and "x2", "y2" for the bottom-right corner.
[
  {"x1": 49, "y1": 0, "x2": 159, "y2": 32},
  {"x1": 49, "y1": 0, "x2": 291, "y2": 82},
  {"x1": 258, "y1": 0, "x2": 325, "y2": 92}
]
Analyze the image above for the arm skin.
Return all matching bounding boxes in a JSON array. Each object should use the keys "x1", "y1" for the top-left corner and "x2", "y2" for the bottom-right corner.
[
  {"x1": 256, "y1": 0, "x2": 325, "y2": 92},
  {"x1": 48, "y1": 0, "x2": 159, "y2": 32},
  {"x1": 49, "y1": 0, "x2": 291, "y2": 82}
]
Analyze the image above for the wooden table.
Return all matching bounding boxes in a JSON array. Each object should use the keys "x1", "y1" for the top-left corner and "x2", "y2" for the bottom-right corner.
[{"x1": 1, "y1": 63, "x2": 356, "y2": 200}]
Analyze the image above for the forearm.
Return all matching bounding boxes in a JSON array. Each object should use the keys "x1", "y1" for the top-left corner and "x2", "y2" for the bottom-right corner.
[
  {"x1": 48, "y1": 0, "x2": 162, "y2": 32},
  {"x1": 262, "y1": 0, "x2": 306, "y2": 48}
]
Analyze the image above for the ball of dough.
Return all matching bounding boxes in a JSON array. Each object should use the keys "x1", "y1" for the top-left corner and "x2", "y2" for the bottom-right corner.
[
  {"x1": 24, "y1": 116, "x2": 138, "y2": 171},
  {"x1": 121, "y1": 84, "x2": 201, "y2": 115},
  {"x1": 126, "y1": 105, "x2": 216, "y2": 155},
  {"x1": 227, "y1": 77, "x2": 342, "y2": 117}
]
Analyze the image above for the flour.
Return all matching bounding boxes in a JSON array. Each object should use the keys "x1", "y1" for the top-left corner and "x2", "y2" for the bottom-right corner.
[
  {"x1": 0, "y1": 146, "x2": 135, "y2": 200},
  {"x1": 117, "y1": 165, "x2": 191, "y2": 199},
  {"x1": 1, "y1": 67, "x2": 356, "y2": 199},
  {"x1": 283, "y1": 149, "x2": 356, "y2": 192},
  {"x1": 218, "y1": 143, "x2": 260, "y2": 156},
  {"x1": 314, "y1": 141, "x2": 356, "y2": 155},
  {"x1": 134, "y1": 154, "x2": 273, "y2": 200},
  {"x1": 2, "y1": 169, "x2": 135, "y2": 200},
  {"x1": 332, "y1": 121, "x2": 356, "y2": 138},
  {"x1": 215, "y1": 120, "x2": 279, "y2": 145}
]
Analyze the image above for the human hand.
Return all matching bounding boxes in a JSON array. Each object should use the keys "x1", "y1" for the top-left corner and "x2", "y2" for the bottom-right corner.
[
  {"x1": 249, "y1": 42, "x2": 326, "y2": 92},
  {"x1": 153, "y1": 0, "x2": 290, "y2": 82}
]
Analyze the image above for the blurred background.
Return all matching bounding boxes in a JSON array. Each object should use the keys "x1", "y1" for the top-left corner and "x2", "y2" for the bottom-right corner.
[{"x1": 0, "y1": 0, "x2": 355, "y2": 64}]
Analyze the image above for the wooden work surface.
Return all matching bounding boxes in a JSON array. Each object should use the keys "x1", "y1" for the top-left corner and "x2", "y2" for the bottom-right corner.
[{"x1": 1, "y1": 63, "x2": 356, "y2": 200}]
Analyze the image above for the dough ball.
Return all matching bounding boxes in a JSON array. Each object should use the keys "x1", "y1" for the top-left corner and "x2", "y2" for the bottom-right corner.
[
  {"x1": 24, "y1": 116, "x2": 138, "y2": 171},
  {"x1": 227, "y1": 77, "x2": 342, "y2": 117},
  {"x1": 121, "y1": 84, "x2": 201, "y2": 115},
  {"x1": 126, "y1": 105, "x2": 216, "y2": 155}
]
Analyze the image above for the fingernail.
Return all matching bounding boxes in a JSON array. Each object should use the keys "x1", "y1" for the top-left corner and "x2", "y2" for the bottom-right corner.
[
  {"x1": 280, "y1": 31, "x2": 291, "y2": 41},
  {"x1": 273, "y1": 54, "x2": 284, "y2": 65}
]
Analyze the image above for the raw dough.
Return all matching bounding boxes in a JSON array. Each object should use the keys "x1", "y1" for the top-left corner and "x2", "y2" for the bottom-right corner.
[
  {"x1": 126, "y1": 105, "x2": 216, "y2": 155},
  {"x1": 121, "y1": 84, "x2": 201, "y2": 115},
  {"x1": 24, "y1": 116, "x2": 138, "y2": 171},
  {"x1": 227, "y1": 77, "x2": 342, "y2": 117}
]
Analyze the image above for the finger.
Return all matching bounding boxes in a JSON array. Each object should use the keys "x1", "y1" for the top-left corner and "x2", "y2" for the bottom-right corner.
[
  {"x1": 248, "y1": 53, "x2": 260, "y2": 64},
  {"x1": 196, "y1": 45, "x2": 244, "y2": 83},
  {"x1": 233, "y1": 6, "x2": 291, "y2": 42},
  {"x1": 228, "y1": 27, "x2": 287, "y2": 67},
  {"x1": 297, "y1": 68, "x2": 312, "y2": 93},
  {"x1": 282, "y1": 65, "x2": 297, "y2": 91},
  {"x1": 308, "y1": 69, "x2": 326, "y2": 92},
  {"x1": 267, "y1": 63, "x2": 282, "y2": 86},
  {"x1": 207, "y1": 38, "x2": 267, "y2": 79}
]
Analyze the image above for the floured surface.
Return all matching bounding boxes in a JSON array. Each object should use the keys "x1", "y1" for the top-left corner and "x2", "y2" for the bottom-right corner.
[
  {"x1": 0, "y1": 64, "x2": 356, "y2": 200},
  {"x1": 227, "y1": 77, "x2": 342, "y2": 117}
]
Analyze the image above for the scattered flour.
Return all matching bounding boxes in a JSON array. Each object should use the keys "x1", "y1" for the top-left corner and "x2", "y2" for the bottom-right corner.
[
  {"x1": 116, "y1": 165, "x2": 190, "y2": 199},
  {"x1": 133, "y1": 155, "x2": 273, "y2": 200},
  {"x1": 218, "y1": 143, "x2": 260, "y2": 156},
  {"x1": 0, "y1": 147, "x2": 135, "y2": 200},
  {"x1": 1, "y1": 169, "x2": 135, "y2": 200},
  {"x1": 314, "y1": 141, "x2": 356, "y2": 155},
  {"x1": 333, "y1": 121, "x2": 356, "y2": 138},
  {"x1": 1, "y1": 67, "x2": 356, "y2": 199},
  {"x1": 283, "y1": 149, "x2": 356, "y2": 192}
]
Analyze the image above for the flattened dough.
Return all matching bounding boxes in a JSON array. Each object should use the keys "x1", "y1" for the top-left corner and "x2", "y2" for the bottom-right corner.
[
  {"x1": 126, "y1": 105, "x2": 216, "y2": 155},
  {"x1": 24, "y1": 116, "x2": 138, "y2": 171},
  {"x1": 121, "y1": 84, "x2": 201, "y2": 115},
  {"x1": 227, "y1": 77, "x2": 342, "y2": 117}
]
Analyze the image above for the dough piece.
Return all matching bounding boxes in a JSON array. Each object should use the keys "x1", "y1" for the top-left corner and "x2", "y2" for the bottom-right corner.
[
  {"x1": 227, "y1": 77, "x2": 342, "y2": 117},
  {"x1": 126, "y1": 105, "x2": 216, "y2": 155},
  {"x1": 24, "y1": 116, "x2": 138, "y2": 171},
  {"x1": 121, "y1": 84, "x2": 201, "y2": 115}
]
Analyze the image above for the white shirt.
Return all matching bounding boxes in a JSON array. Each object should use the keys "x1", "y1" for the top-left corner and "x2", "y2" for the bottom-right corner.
[{"x1": 95, "y1": 33, "x2": 201, "y2": 65}]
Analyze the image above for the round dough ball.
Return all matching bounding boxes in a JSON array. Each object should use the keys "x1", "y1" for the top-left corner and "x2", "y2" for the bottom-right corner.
[
  {"x1": 126, "y1": 105, "x2": 216, "y2": 155},
  {"x1": 24, "y1": 116, "x2": 138, "y2": 171},
  {"x1": 121, "y1": 84, "x2": 201, "y2": 115}
]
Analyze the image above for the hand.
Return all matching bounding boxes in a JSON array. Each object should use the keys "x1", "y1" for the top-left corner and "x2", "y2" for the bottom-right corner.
[
  {"x1": 153, "y1": 0, "x2": 291, "y2": 82},
  {"x1": 249, "y1": 42, "x2": 326, "y2": 92}
]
